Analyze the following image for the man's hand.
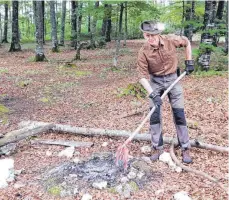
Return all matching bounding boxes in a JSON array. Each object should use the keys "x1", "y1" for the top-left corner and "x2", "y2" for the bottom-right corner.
[
  {"x1": 185, "y1": 60, "x2": 194, "y2": 75},
  {"x1": 149, "y1": 92, "x2": 162, "y2": 107}
]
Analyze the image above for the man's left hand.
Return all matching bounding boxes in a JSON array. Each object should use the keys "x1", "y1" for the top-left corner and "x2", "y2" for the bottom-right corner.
[{"x1": 185, "y1": 60, "x2": 194, "y2": 75}]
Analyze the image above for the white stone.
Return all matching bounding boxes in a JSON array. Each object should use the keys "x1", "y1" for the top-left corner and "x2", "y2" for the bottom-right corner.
[
  {"x1": 159, "y1": 152, "x2": 182, "y2": 172},
  {"x1": 73, "y1": 187, "x2": 79, "y2": 195},
  {"x1": 140, "y1": 145, "x2": 151, "y2": 154},
  {"x1": 58, "y1": 147, "x2": 74, "y2": 158},
  {"x1": 92, "y1": 181, "x2": 107, "y2": 190},
  {"x1": 102, "y1": 142, "x2": 108, "y2": 147},
  {"x1": 14, "y1": 182, "x2": 26, "y2": 189},
  {"x1": 73, "y1": 157, "x2": 80, "y2": 163},
  {"x1": 81, "y1": 193, "x2": 92, "y2": 200},
  {"x1": 137, "y1": 171, "x2": 145, "y2": 179},
  {"x1": 120, "y1": 177, "x2": 129, "y2": 183},
  {"x1": 173, "y1": 191, "x2": 192, "y2": 200},
  {"x1": 0, "y1": 158, "x2": 14, "y2": 188},
  {"x1": 46, "y1": 151, "x2": 52, "y2": 156},
  {"x1": 141, "y1": 156, "x2": 152, "y2": 164},
  {"x1": 155, "y1": 189, "x2": 164, "y2": 196},
  {"x1": 0, "y1": 180, "x2": 8, "y2": 188},
  {"x1": 127, "y1": 171, "x2": 136, "y2": 179},
  {"x1": 115, "y1": 185, "x2": 123, "y2": 194}
]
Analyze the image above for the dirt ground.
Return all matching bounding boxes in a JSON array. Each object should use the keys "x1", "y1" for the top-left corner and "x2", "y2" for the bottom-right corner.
[{"x1": 0, "y1": 40, "x2": 228, "y2": 200}]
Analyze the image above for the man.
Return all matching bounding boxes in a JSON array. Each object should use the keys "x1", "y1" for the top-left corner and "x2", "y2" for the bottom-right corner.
[{"x1": 137, "y1": 21, "x2": 194, "y2": 163}]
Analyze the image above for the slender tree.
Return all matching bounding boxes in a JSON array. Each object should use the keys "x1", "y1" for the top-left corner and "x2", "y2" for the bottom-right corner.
[
  {"x1": 184, "y1": 1, "x2": 194, "y2": 41},
  {"x1": 9, "y1": 0, "x2": 21, "y2": 52},
  {"x1": 101, "y1": 4, "x2": 108, "y2": 37},
  {"x1": 59, "y1": 0, "x2": 66, "y2": 46},
  {"x1": 89, "y1": 1, "x2": 99, "y2": 49},
  {"x1": 105, "y1": 4, "x2": 112, "y2": 42},
  {"x1": 42, "y1": 0, "x2": 45, "y2": 44},
  {"x1": 50, "y1": 1, "x2": 58, "y2": 52},
  {"x1": 123, "y1": 1, "x2": 128, "y2": 46},
  {"x1": 225, "y1": 1, "x2": 228, "y2": 54},
  {"x1": 2, "y1": 3, "x2": 8, "y2": 43},
  {"x1": 113, "y1": 3, "x2": 124, "y2": 67},
  {"x1": 35, "y1": 0, "x2": 46, "y2": 61},
  {"x1": 71, "y1": 0, "x2": 77, "y2": 47},
  {"x1": 216, "y1": 0, "x2": 225, "y2": 20},
  {"x1": 78, "y1": 3, "x2": 83, "y2": 34}
]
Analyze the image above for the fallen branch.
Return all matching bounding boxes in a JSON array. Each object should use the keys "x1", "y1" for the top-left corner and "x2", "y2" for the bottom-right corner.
[
  {"x1": 31, "y1": 139, "x2": 93, "y2": 148},
  {"x1": 170, "y1": 139, "x2": 228, "y2": 194},
  {"x1": 19, "y1": 121, "x2": 229, "y2": 153},
  {"x1": 0, "y1": 124, "x2": 54, "y2": 147}
]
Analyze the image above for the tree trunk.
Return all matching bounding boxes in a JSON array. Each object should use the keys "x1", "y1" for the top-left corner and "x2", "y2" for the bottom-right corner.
[
  {"x1": 203, "y1": 0, "x2": 213, "y2": 29},
  {"x1": 210, "y1": 1, "x2": 217, "y2": 24},
  {"x1": 225, "y1": 1, "x2": 228, "y2": 54},
  {"x1": 2, "y1": 3, "x2": 9, "y2": 43},
  {"x1": 198, "y1": 0, "x2": 214, "y2": 70},
  {"x1": 42, "y1": 0, "x2": 45, "y2": 44},
  {"x1": 71, "y1": 0, "x2": 77, "y2": 47},
  {"x1": 105, "y1": 4, "x2": 112, "y2": 42},
  {"x1": 50, "y1": 1, "x2": 59, "y2": 52},
  {"x1": 59, "y1": 0, "x2": 66, "y2": 46},
  {"x1": 89, "y1": 1, "x2": 99, "y2": 49},
  {"x1": 78, "y1": 3, "x2": 83, "y2": 34},
  {"x1": 123, "y1": 2, "x2": 127, "y2": 47},
  {"x1": 9, "y1": 0, "x2": 21, "y2": 52},
  {"x1": 19, "y1": 120, "x2": 229, "y2": 154},
  {"x1": 35, "y1": 0, "x2": 46, "y2": 61},
  {"x1": 216, "y1": 0, "x2": 225, "y2": 20},
  {"x1": 113, "y1": 3, "x2": 124, "y2": 67},
  {"x1": 184, "y1": 1, "x2": 193, "y2": 41},
  {"x1": 101, "y1": 4, "x2": 108, "y2": 37},
  {"x1": 88, "y1": 15, "x2": 91, "y2": 33}
]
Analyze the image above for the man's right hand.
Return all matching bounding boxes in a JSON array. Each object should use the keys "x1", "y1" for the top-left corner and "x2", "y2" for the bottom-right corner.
[
  {"x1": 185, "y1": 60, "x2": 194, "y2": 75},
  {"x1": 149, "y1": 92, "x2": 162, "y2": 107}
]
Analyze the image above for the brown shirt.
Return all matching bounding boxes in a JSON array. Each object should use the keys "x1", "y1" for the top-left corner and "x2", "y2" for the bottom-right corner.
[{"x1": 137, "y1": 34, "x2": 189, "y2": 78}]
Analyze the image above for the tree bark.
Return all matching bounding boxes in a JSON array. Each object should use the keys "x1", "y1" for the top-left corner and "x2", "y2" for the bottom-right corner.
[
  {"x1": 31, "y1": 139, "x2": 93, "y2": 148},
  {"x1": 2, "y1": 3, "x2": 9, "y2": 43},
  {"x1": 184, "y1": 1, "x2": 194, "y2": 41},
  {"x1": 123, "y1": 2, "x2": 128, "y2": 47},
  {"x1": 225, "y1": 1, "x2": 228, "y2": 54},
  {"x1": 105, "y1": 4, "x2": 112, "y2": 42},
  {"x1": 42, "y1": 0, "x2": 45, "y2": 44},
  {"x1": 78, "y1": 3, "x2": 83, "y2": 34},
  {"x1": 89, "y1": 1, "x2": 99, "y2": 49},
  {"x1": 71, "y1": 0, "x2": 77, "y2": 48},
  {"x1": 50, "y1": 1, "x2": 59, "y2": 52},
  {"x1": 9, "y1": 0, "x2": 21, "y2": 52},
  {"x1": 113, "y1": 3, "x2": 124, "y2": 67},
  {"x1": 216, "y1": 0, "x2": 225, "y2": 20},
  {"x1": 59, "y1": 0, "x2": 66, "y2": 46},
  {"x1": 0, "y1": 124, "x2": 54, "y2": 147},
  {"x1": 101, "y1": 4, "x2": 108, "y2": 37},
  {"x1": 35, "y1": 0, "x2": 46, "y2": 61},
  {"x1": 19, "y1": 121, "x2": 229, "y2": 154}
]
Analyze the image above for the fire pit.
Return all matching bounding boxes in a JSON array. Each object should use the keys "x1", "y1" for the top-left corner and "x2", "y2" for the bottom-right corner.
[{"x1": 42, "y1": 152, "x2": 162, "y2": 198}]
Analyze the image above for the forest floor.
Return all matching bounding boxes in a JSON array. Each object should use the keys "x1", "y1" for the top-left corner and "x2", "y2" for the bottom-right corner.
[{"x1": 0, "y1": 40, "x2": 228, "y2": 200}]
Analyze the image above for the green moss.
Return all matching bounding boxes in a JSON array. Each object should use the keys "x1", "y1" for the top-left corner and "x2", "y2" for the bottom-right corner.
[
  {"x1": 128, "y1": 181, "x2": 139, "y2": 191},
  {"x1": 0, "y1": 104, "x2": 9, "y2": 114},
  {"x1": 48, "y1": 186, "x2": 62, "y2": 196},
  {"x1": 108, "y1": 187, "x2": 117, "y2": 194},
  {"x1": 0, "y1": 68, "x2": 8, "y2": 74},
  {"x1": 117, "y1": 83, "x2": 147, "y2": 99},
  {"x1": 39, "y1": 97, "x2": 52, "y2": 103},
  {"x1": 74, "y1": 70, "x2": 91, "y2": 77}
]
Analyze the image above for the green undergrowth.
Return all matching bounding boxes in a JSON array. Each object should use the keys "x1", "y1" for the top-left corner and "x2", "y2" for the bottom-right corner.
[{"x1": 117, "y1": 83, "x2": 147, "y2": 99}]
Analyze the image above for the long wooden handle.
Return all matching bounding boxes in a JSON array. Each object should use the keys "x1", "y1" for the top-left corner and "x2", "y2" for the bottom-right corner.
[{"x1": 123, "y1": 72, "x2": 187, "y2": 146}]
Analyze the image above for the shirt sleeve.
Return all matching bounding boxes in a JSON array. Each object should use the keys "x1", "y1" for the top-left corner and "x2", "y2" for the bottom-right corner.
[
  {"x1": 171, "y1": 35, "x2": 189, "y2": 48},
  {"x1": 137, "y1": 49, "x2": 149, "y2": 79}
]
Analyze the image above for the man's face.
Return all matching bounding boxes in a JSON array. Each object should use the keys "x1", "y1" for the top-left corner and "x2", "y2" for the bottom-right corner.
[{"x1": 143, "y1": 33, "x2": 160, "y2": 47}]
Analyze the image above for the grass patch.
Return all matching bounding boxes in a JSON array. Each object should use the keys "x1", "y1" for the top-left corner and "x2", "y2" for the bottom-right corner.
[
  {"x1": 16, "y1": 79, "x2": 32, "y2": 88},
  {"x1": 193, "y1": 70, "x2": 227, "y2": 77},
  {"x1": 47, "y1": 186, "x2": 62, "y2": 196},
  {"x1": 0, "y1": 104, "x2": 9, "y2": 124},
  {"x1": 117, "y1": 83, "x2": 147, "y2": 99},
  {"x1": 0, "y1": 68, "x2": 8, "y2": 74}
]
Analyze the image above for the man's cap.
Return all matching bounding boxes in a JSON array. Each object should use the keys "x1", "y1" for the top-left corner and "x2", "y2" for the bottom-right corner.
[{"x1": 139, "y1": 21, "x2": 165, "y2": 35}]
